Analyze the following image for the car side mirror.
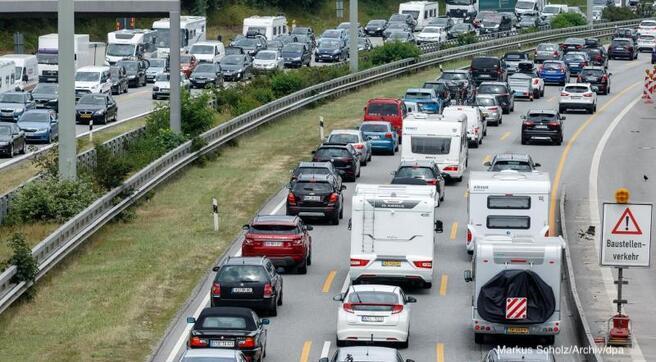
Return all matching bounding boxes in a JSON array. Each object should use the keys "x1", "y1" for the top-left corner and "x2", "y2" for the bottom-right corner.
[
  {"x1": 212, "y1": 266, "x2": 220, "y2": 272},
  {"x1": 483, "y1": 161, "x2": 491, "y2": 167},
  {"x1": 534, "y1": 163, "x2": 541, "y2": 167},
  {"x1": 276, "y1": 267, "x2": 285, "y2": 274},
  {"x1": 311, "y1": 150, "x2": 316, "y2": 154},
  {"x1": 22, "y1": 74, "x2": 28, "y2": 82},
  {"x1": 260, "y1": 319, "x2": 270, "y2": 325},
  {"x1": 464, "y1": 269, "x2": 473, "y2": 283},
  {"x1": 186, "y1": 317, "x2": 196, "y2": 324},
  {"x1": 406, "y1": 296, "x2": 417, "y2": 303},
  {"x1": 520, "y1": 115, "x2": 526, "y2": 119},
  {"x1": 332, "y1": 293, "x2": 345, "y2": 301},
  {"x1": 341, "y1": 185, "x2": 347, "y2": 191},
  {"x1": 348, "y1": 218, "x2": 352, "y2": 230},
  {"x1": 306, "y1": 225, "x2": 314, "y2": 231},
  {"x1": 242, "y1": 224, "x2": 249, "y2": 230},
  {"x1": 560, "y1": 115, "x2": 566, "y2": 120},
  {"x1": 434, "y1": 220, "x2": 443, "y2": 233}
]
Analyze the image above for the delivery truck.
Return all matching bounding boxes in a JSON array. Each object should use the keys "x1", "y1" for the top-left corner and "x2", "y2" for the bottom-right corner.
[{"x1": 37, "y1": 33, "x2": 92, "y2": 83}]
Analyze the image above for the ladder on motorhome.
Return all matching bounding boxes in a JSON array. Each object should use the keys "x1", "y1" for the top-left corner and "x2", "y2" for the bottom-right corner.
[{"x1": 362, "y1": 198, "x2": 376, "y2": 253}]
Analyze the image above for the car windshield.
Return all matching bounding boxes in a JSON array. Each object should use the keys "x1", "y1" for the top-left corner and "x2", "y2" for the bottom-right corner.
[
  {"x1": 217, "y1": 265, "x2": 267, "y2": 283},
  {"x1": 110, "y1": 68, "x2": 122, "y2": 78},
  {"x1": 367, "y1": 102, "x2": 397, "y2": 116},
  {"x1": 182, "y1": 357, "x2": 236, "y2": 362},
  {"x1": 33, "y1": 84, "x2": 57, "y2": 94},
  {"x1": 180, "y1": 55, "x2": 194, "y2": 64},
  {"x1": 78, "y1": 95, "x2": 106, "y2": 105},
  {"x1": 234, "y1": 38, "x2": 258, "y2": 48},
  {"x1": 441, "y1": 72, "x2": 467, "y2": 80},
  {"x1": 200, "y1": 316, "x2": 248, "y2": 330},
  {"x1": 155, "y1": 73, "x2": 170, "y2": 81},
  {"x1": 401, "y1": 10, "x2": 420, "y2": 19},
  {"x1": 422, "y1": 27, "x2": 443, "y2": 34},
  {"x1": 537, "y1": 44, "x2": 557, "y2": 51},
  {"x1": 390, "y1": 14, "x2": 406, "y2": 22},
  {"x1": 75, "y1": 71, "x2": 100, "y2": 82},
  {"x1": 527, "y1": 112, "x2": 558, "y2": 122},
  {"x1": 452, "y1": 24, "x2": 470, "y2": 31},
  {"x1": 491, "y1": 161, "x2": 533, "y2": 172},
  {"x1": 19, "y1": 112, "x2": 50, "y2": 123},
  {"x1": 314, "y1": 147, "x2": 350, "y2": 158},
  {"x1": 294, "y1": 167, "x2": 331, "y2": 177},
  {"x1": 194, "y1": 64, "x2": 216, "y2": 73},
  {"x1": 472, "y1": 57, "x2": 499, "y2": 67},
  {"x1": 640, "y1": 35, "x2": 655, "y2": 41},
  {"x1": 249, "y1": 224, "x2": 298, "y2": 234},
  {"x1": 0, "y1": 94, "x2": 25, "y2": 103},
  {"x1": 318, "y1": 40, "x2": 340, "y2": 49},
  {"x1": 564, "y1": 54, "x2": 585, "y2": 61},
  {"x1": 405, "y1": 92, "x2": 431, "y2": 99},
  {"x1": 0, "y1": 126, "x2": 11, "y2": 135},
  {"x1": 478, "y1": 85, "x2": 506, "y2": 94},
  {"x1": 368, "y1": 20, "x2": 386, "y2": 26},
  {"x1": 282, "y1": 43, "x2": 304, "y2": 53},
  {"x1": 291, "y1": 27, "x2": 309, "y2": 34},
  {"x1": 360, "y1": 123, "x2": 389, "y2": 132},
  {"x1": 119, "y1": 62, "x2": 138, "y2": 71},
  {"x1": 431, "y1": 18, "x2": 449, "y2": 27},
  {"x1": 347, "y1": 291, "x2": 399, "y2": 311},
  {"x1": 322, "y1": 30, "x2": 341, "y2": 38},
  {"x1": 482, "y1": 20, "x2": 501, "y2": 27},
  {"x1": 612, "y1": 40, "x2": 631, "y2": 46},
  {"x1": 221, "y1": 55, "x2": 242, "y2": 65},
  {"x1": 423, "y1": 82, "x2": 447, "y2": 92},
  {"x1": 149, "y1": 59, "x2": 167, "y2": 68},
  {"x1": 37, "y1": 52, "x2": 58, "y2": 65},
  {"x1": 564, "y1": 38, "x2": 584, "y2": 45},
  {"x1": 411, "y1": 136, "x2": 451, "y2": 154},
  {"x1": 389, "y1": 32, "x2": 407, "y2": 39},
  {"x1": 387, "y1": 23, "x2": 407, "y2": 30},
  {"x1": 190, "y1": 45, "x2": 214, "y2": 54},
  {"x1": 516, "y1": 1, "x2": 536, "y2": 9},
  {"x1": 256, "y1": 51, "x2": 277, "y2": 60},
  {"x1": 504, "y1": 53, "x2": 526, "y2": 61},
  {"x1": 476, "y1": 97, "x2": 496, "y2": 106},
  {"x1": 292, "y1": 182, "x2": 333, "y2": 193},
  {"x1": 521, "y1": 16, "x2": 536, "y2": 22},
  {"x1": 542, "y1": 6, "x2": 560, "y2": 13},
  {"x1": 396, "y1": 167, "x2": 434, "y2": 179},
  {"x1": 580, "y1": 69, "x2": 604, "y2": 77},
  {"x1": 106, "y1": 43, "x2": 135, "y2": 56},
  {"x1": 328, "y1": 134, "x2": 359, "y2": 144}
]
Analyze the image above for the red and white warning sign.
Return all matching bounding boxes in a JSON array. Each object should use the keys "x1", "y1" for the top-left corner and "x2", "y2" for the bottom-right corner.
[
  {"x1": 506, "y1": 297, "x2": 527, "y2": 320},
  {"x1": 601, "y1": 203, "x2": 653, "y2": 267}
]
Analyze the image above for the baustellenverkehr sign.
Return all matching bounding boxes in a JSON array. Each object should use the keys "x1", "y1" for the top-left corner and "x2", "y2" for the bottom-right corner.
[{"x1": 600, "y1": 202, "x2": 653, "y2": 267}]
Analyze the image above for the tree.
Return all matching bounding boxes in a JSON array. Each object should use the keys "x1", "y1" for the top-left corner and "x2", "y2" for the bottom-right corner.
[
  {"x1": 602, "y1": 5, "x2": 639, "y2": 21},
  {"x1": 550, "y1": 13, "x2": 587, "y2": 29}
]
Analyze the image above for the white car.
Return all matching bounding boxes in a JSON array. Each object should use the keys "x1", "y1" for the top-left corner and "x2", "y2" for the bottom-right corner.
[
  {"x1": 559, "y1": 83, "x2": 597, "y2": 114},
  {"x1": 334, "y1": 284, "x2": 416, "y2": 348},
  {"x1": 637, "y1": 35, "x2": 656, "y2": 52},
  {"x1": 253, "y1": 50, "x2": 284, "y2": 72},
  {"x1": 152, "y1": 72, "x2": 191, "y2": 100},
  {"x1": 326, "y1": 129, "x2": 373, "y2": 166},
  {"x1": 638, "y1": 19, "x2": 656, "y2": 37},
  {"x1": 74, "y1": 66, "x2": 112, "y2": 99},
  {"x1": 415, "y1": 26, "x2": 447, "y2": 44}
]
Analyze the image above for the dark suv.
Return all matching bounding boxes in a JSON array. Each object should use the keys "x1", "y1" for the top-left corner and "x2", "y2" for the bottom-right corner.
[
  {"x1": 608, "y1": 38, "x2": 638, "y2": 60},
  {"x1": 521, "y1": 109, "x2": 565, "y2": 145},
  {"x1": 470, "y1": 56, "x2": 506, "y2": 85},
  {"x1": 290, "y1": 161, "x2": 342, "y2": 187},
  {"x1": 477, "y1": 82, "x2": 514, "y2": 114},
  {"x1": 286, "y1": 174, "x2": 346, "y2": 225},
  {"x1": 116, "y1": 59, "x2": 149, "y2": 87},
  {"x1": 312, "y1": 143, "x2": 361, "y2": 181},
  {"x1": 211, "y1": 256, "x2": 283, "y2": 316},
  {"x1": 282, "y1": 42, "x2": 312, "y2": 68},
  {"x1": 392, "y1": 160, "x2": 446, "y2": 205}
]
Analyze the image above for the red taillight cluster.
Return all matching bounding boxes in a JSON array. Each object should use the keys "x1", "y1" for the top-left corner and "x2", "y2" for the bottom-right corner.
[
  {"x1": 384, "y1": 132, "x2": 393, "y2": 139},
  {"x1": 190, "y1": 336, "x2": 209, "y2": 347},
  {"x1": 522, "y1": 120, "x2": 535, "y2": 127},
  {"x1": 328, "y1": 193, "x2": 339, "y2": 204},
  {"x1": 424, "y1": 179, "x2": 437, "y2": 185},
  {"x1": 413, "y1": 260, "x2": 432, "y2": 269},
  {"x1": 354, "y1": 144, "x2": 364, "y2": 149},
  {"x1": 287, "y1": 192, "x2": 296, "y2": 205},
  {"x1": 263, "y1": 283, "x2": 273, "y2": 298},
  {"x1": 211, "y1": 282, "x2": 221, "y2": 297},
  {"x1": 350, "y1": 258, "x2": 369, "y2": 267},
  {"x1": 601, "y1": 75, "x2": 608, "y2": 83},
  {"x1": 576, "y1": 76, "x2": 582, "y2": 82},
  {"x1": 583, "y1": 92, "x2": 593, "y2": 97},
  {"x1": 238, "y1": 337, "x2": 256, "y2": 348},
  {"x1": 443, "y1": 166, "x2": 458, "y2": 172},
  {"x1": 547, "y1": 121, "x2": 560, "y2": 129},
  {"x1": 343, "y1": 303, "x2": 354, "y2": 313},
  {"x1": 553, "y1": 50, "x2": 559, "y2": 56},
  {"x1": 467, "y1": 229, "x2": 472, "y2": 242},
  {"x1": 391, "y1": 304, "x2": 404, "y2": 314},
  {"x1": 532, "y1": 79, "x2": 539, "y2": 85}
]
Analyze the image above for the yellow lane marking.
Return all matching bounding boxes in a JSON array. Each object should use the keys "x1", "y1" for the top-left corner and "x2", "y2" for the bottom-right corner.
[
  {"x1": 482, "y1": 154, "x2": 491, "y2": 165},
  {"x1": 500, "y1": 131, "x2": 511, "y2": 140},
  {"x1": 449, "y1": 222, "x2": 458, "y2": 240},
  {"x1": 300, "y1": 341, "x2": 312, "y2": 362},
  {"x1": 439, "y1": 274, "x2": 448, "y2": 296},
  {"x1": 548, "y1": 82, "x2": 639, "y2": 234},
  {"x1": 321, "y1": 270, "x2": 337, "y2": 293},
  {"x1": 436, "y1": 343, "x2": 445, "y2": 362},
  {"x1": 464, "y1": 190, "x2": 469, "y2": 198}
]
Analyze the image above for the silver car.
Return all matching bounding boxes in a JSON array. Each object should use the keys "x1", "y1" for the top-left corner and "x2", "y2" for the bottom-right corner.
[
  {"x1": 326, "y1": 129, "x2": 373, "y2": 166},
  {"x1": 320, "y1": 346, "x2": 415, "y2": 362},
  {"x1": 475, "y1": 94, "x2": 503, "y2": 126},
  {"x1": 535, "y1": 43, "x2": 562, "y2": 63}
]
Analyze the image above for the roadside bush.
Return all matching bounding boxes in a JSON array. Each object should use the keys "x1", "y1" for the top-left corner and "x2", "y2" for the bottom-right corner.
[
  {"x1": 5, "y1": 233, "x2": 38, "y2": 284},
  {"x1": 368, "y1": 41, "x2": 421, "y2": 66},
  {"x1": 602, "y1": 5, "x2": 638, "y2": 21},
  {"x1": 251, "y1": 86, "x2": 275, "y2": 104},
  {"x1": 181, "y1": 91, "x2": 215, "y2": 137},
  {"x1": 520, "y1": 26, "x2": 539, "y2": 34},
  {"x1": 457, "y1": 32, "x2": 478, "y2": 46},
  {"x1": 550, "y1": 13, "x2": 587, "y2": 29},
  {"x1": 271, "y1": 71, "x2": 306, "y2": 98},
  {"x1": 234, "y1": 95, "x2": 262, "y2": 115},
  {"x1": 92, "y1": 143, "x2": 131, "y2": 190}
]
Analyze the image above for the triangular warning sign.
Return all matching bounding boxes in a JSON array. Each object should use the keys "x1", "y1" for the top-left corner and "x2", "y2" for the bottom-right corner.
[{"x1": 611, "y1": 208, "x2": 643, "y2": 235}]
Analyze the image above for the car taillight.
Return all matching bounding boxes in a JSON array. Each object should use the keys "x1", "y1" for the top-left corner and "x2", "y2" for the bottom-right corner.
[
  {"x1": 329, "y1": 193, "x2": 339, "y2": 203},
  {"x1": 343, "y1": 303, "x2": 355, "y2": 313},
  {"x1": 576, "y1": 44, "x2": 582, "y2": 49},
  {"x1": 532, "y1": 79, "x2": 539, "y2": 85},
  {"x1": 413, "y1": 260, "x2": 432, "y2": 268},
  {"x1": 601, "y1": 75, "x2": 608, "y2": 83},
  {"x1": 211, "y1": 282, "x2": 221, "y2": 297},
  {"x1": 467, "y1": 229, "x2": 472, "y2": 242},
  {"x1": 238, "y1": 337, "x2": 256, "y2": 349},
  {"x1": 425, "y1": 179, "x2": 437, "y2": 185},
  {"x1": 287, "y1": 192, "x2": 296, "y2": 205},
  {"x1": 190, "y1": 336, "x2": 208, "y2": 347},
  {"x1": 583, "y1": 92, "x2": 593, "y2": 97},
  {"x1": 523, "y1": 120, "x2": 534, "y2": 127},
  {"x1": 384, "y1": 132, "x2": 393, "y2": 139},
  {"x1": 560, "y1": 91, "x2": 569, "y2": 96},
  {"x1": 486, "y1": 106, "x2": 496, "y2": 111},
  {"x1": 350, "y1": 258, "x2": 369, "y2": 267},
  {"x1": 560, "y1": 66, "x2": 567, "y2": 72},
  {"x1": 391, "y1": 304, "x2": 404, "y2": 314},
  {"x1": 581, "y1": 61, "x2": 588, "y2": 67},
  {"x1": 291, "y1": 236, "x2": 303, "y2": 245},
  {"x1": 243, "y1": 237, "x2": 254, "y2": 246},
  {"x1": 354, "y1": 144, "x2": 364, "y2": 149},
  {"x1": 263, "y1": 283, "x2": 273, "y2": 298},
  {"x1": 547, "y1": 121, "x2": 560, "y2": 128},
  {"x1": 443, "y1": 166, "x2": 458, "y2": 171},
  {"x1": 553, "y1": 51, "x2": 559, "y2": 56}
]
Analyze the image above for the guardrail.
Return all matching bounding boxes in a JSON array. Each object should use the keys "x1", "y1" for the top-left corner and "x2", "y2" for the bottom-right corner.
[
  {"x1": 0, "y1": 19, "x2": 645, "y2": 315},
  {"x1": 418, "y1": 25, "x2": 551, "y2": 52}
]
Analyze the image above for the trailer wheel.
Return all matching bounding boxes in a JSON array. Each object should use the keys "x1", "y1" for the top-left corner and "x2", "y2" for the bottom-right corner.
[
  {"x1": 474, "y1": 333, "x2": 485, "y2": 344},
  {"x1": 543, "y1": 335, "x2": 555, "y2": 345}
]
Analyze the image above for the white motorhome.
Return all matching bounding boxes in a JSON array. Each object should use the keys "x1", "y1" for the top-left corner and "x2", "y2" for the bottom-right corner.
[
  {"x1": 105, "y1": 29, "x2": 158, "y2": 65},
  {"x1": 37, "y1": 33, "x2": 92, "y2": 83},
  {"x1": 349, "y1": 184, "x2": 443, "y2": 288},
  {"x1": 445, "y1": 0, "x2": 478, "y2": 21},
  {"x1": 0, "y1": 54, "x2": 38, "y2": 91},
  {"x1": 515, "y1": 0, "x2": 545, "y2": 17},
  {"x1": 189, "y1": 41, "x2": 225, "y2": 63},
  {"x1": 442, "y1": 105, "x2": 485, "y2": 148},
  {"x1": 74, "y1": 66, "x2": 112, "y2": 99},
  {"x1": 152, "y1": 16, "x2": 207, "y2": 55},
  {"x1": 399, "y1": 1, "x2": 439, "y2": 30},
  {"x1": 466, "y1": 171, "x2": 550, "y2": 254},
  {"x1": 465, "y1": 235, "x2": 563, "y2": 344},
  {"x1": 242, "y1": 16, "x2": 288, "y2": 40},
  {"x1": 402, "y1": 116, "x2": 468, "y2": 182},
  {"x1": 0, "y1": 61, "x2": 17, "y2": 94}
]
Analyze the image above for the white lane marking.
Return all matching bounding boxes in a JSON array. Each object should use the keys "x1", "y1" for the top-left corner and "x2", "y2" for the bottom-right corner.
[
  {"x1": 270, "y1": 197, "x2": 286, "y2": 215},
  {"x1": 320, "y1": 341, "x2": 331, "y2": 358},
  {"x1": 589, "y1": 97, "x2": 645, "y2": 361}
]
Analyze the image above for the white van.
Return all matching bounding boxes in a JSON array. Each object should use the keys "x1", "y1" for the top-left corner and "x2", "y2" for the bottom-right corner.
[
  {"x1": 74, "y1": 66, "x2": 112, "y2": 99},
  {"x1": 0, "y1": 61, "x2": 17, "y2": 94},
  {"x1": 466, "y1": 171, "x2": 550, "y2": 254},
  {"x1": 349, "y1": 184, "x2": 443, "y2": 288},
  {"x1": 243, "y1": 16, "x2": 288, "y2": 40},
  {"x1": 105, "y1": 29, "x2": 157, "y2": 65},
  {"x1": 442, "y1": 105, "x2": 485, "y2": 148},
  {"x1": 189, "y1": 41, "x2": 225, "y2": 63},
  {"x1": 399, "y1": 1, "x2": 440, "y2": 31},
  {"x1": 515, "y1": 0, "x2": 545, "y2": 17},
  {"x1": 402, "y1": 117, "x2": 468, "y2": 181},
  {"x1": 0, "y1": 54, "x2": 38, "y2": 91}
]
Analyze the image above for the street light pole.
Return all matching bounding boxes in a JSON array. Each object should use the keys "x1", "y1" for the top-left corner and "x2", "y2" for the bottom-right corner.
[
  {"x1": 58, "y1": 0, "x2": 76, "y2": 180},
  {"x1": 169, "y1": 4, "x2": 181, "y2": 133},
  {"x1": 349, "y1": 0, "x2": 358, "y2": 73}
]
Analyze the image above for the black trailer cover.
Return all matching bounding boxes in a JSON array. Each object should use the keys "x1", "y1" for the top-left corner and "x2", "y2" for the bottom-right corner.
[{"x1": 477, "y1": 269, "x2": 555, "y2": 324}]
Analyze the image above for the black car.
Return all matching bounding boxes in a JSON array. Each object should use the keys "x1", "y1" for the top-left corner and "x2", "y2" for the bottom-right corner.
[
  {"x1": 211, "y1": 256, "x2": 283, "y2": 316},
  {"x1": 393, "y1": 159, "x2": 446, "y2": 204},
  {"x1": 75, "y1": 93, "x2": 118, "y2": 124},
  {"x1": 286, "y1": 173, "x2": 346, "y2": 224},
  {"x1": 383, "y1": 22, "x2": 411, "y2": 39},
  {"x1": 116, "y1": 59, "x2": 148, "y2": 87},
  {"x1": 449, "y1": 23, "x2": 476, "y2": 39},
  {"x1": 477, "y1": 82, "x2": 514, "y2": 113},
  {"x1": 187, "y1": 307, "x2": 268, "y2": 360},
  {"x1": 231, "y1": 35, "x2": 267, "y2": 56},
  {"x1": 437, "y1": 70, "x2": 475, "y2": 101},
  {"x1": 521, "y1": 109, "x2": 565, "y2": 145},
  {"x1": 31, "y1": 83, "x2": 58, "y2": 111},
  {"x1": 583, "y1": 47, "x2": 608, "y2": 68},
  {"x1": 0, "y1": 122, "x2": 26, "y2": 157},
  {"x1": 577, "y1": 66, "x2": 611, "y2": 95},
  {"x1": 585, "y1": 37, "x2": 602, "y2": 49},
  {"x1": 290, "y1": 26, "x2": 315, "y2": 43},
  {"x1": 478, "y1": 13, "x2": 512, "y2": 34},
  {"x1": 613, "y1": 27, "x2": 637, "y2": 41},
  {"x1": 312, "y1": 143, "x2": 361, "y2": 181},
  {"x1": 290, "y1": 161, "x2": 342, "y2": 186},
  {"x1": 501, "y1": 51, "x2": 530, "y2": 75},
  {"x1": 608, "y1": 38, "x2": 638, "y2": 60},
  {"x1": 389, "y1": 13, "x2": 417, "y2": 32},
  {"x1": 282, "y1": 42, "x2": 311, "y2": 68},
  {"x1": 110, "y1": 66, "x2": 129, "y2": 95},
  {"x1": 315, "y1": 39, "x2": 348, "y2": 63},
  {"x1": 266, "y1": 39, "x2": 284, "y2": 53},
  {"x1": 190, "y1": 63, "x2": 223, "y2": 89},
  {"x1": 471, "y1": 56, "x2": 506, "y2": 85},
  {"x1": 220, "y1": 54, "x2": 253, "y2": 81},
  {"x1": 560, "y1": 37, "x2": 586, "y2": 53},
  {"x1": 364, "y1": 19, "x2": 387, "y2": 36}
]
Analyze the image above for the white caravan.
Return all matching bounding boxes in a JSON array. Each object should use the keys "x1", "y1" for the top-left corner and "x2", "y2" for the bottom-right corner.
[
  {"x1": 152, "y1": 16, "x2": 207, "y2": 55},
  {"x1": 515, "y1": 0, "x2": 545, "y2": 17},
  {"x1": 349, "y1": 184, "x2": 443, "y2": 288},
  {"x1": 105, "y1": 29, "x2": 158, "y2": 65},
  {"x1": 0, "y1": 61, "x2": 17, "y2": 94},
  {"x1": 466, "y1": 171, "x2": 550, "y2": 254},
  {"x1": 0, "y1": 54, "x2": 39, "y2": 91},
  {"x1": 399, "y1": 2, "x2": 440, "y2": 30},
  {"x1": 242, "y1": 16, "x2": 288, "y2": 40},
  {"x1": 189, "y1": 41, "x2": 225, "y2": 63},
  {"x1": 402, "y1": 116, "x2": 468, "y2": 181},
  {"x1": 465, "y1": 235, "x2": 563, "y2": 344},
  {"x1": 442, "y1": 105, "x2": 485, "y2": 148},
  {"x1": 37, "y1": 33, "x2": 91, "y2": 83}
]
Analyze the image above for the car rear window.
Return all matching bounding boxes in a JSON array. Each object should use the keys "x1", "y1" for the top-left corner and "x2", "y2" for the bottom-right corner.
[
  {"x1": 410, "y1": 136, "x2": 451, "y2": 155},
  {"x1": 217, "y1": 265, "x2": 268, "y2": 283},
  {"x1": 249, "y1": 224, "x2": 299, "y2": 234},
  {"x1": 315, "y1": 147, "x2": 351, "y2": 158},
  {"x1": 361, "y1": 123, "x2": 389, "y2": 132},
  {"x1": 527, "y1": 112, "x2": 558, "y2": 122},
  {"x1": 542, "y1": 62, "x2": 563, "y2": 70},
  {"x1": 564, "y1": 85, "x2": 589, "y2": 93},
  {"x1": 476, "y1": 97, "x2": 496, "y2": 106},
  {"x1": 182, "y1": 357, "x2": 236, "y2": 362},
  {"x1": 441, "y1": 72, "x2": 467, "y2": 80},
  {"x1": 537, "y1": 44, "x2": 557, "y2": 51},
  {"x1": 471, "y1": 57, "x2": 500, "y2": 68},
  {"x1": 396, "y1": 166, "x2": 435, "y2": 179},
  {"x1": 328, "y1": 134, "x2": 359, "y2": 144},
  {"x1": 478, "y1": 85, "x2": 507, "y2": 94},
  {"x1": 200, "y1": 316, "x2": 248, "y2": 330},
  {"x1": 487, "y1": 215, "x2": 531, "y2": 229},
  {"x1": 293, "y1": 182, "x2": 333, "y2": 194},
  {"x1": 405, "y1": 92, "x2": 432, "y2": 100},
  {"x1": 347, "y1": 291, "x2": 399, "y2": 311},
  {"x1": 367, "y1": 102, "x2": 398, "y2": 116},
  {"x1": 580, "y1": 69, "x2": 604, "y2": 77},
  {"x1": 294, "y1": 167, "x2": 331, "y2": 177},
  {"x1": 490, "y1": 161, "x2": 533, "y2": 172},
  {"x1": 504, "y1": 53, "x2": 526, "y2": 60},
  {"x1": 612, "y1": 39, "x2": 631, "y2": 47},
  {"x1": 640, "y1": 35, "x2": 655, "y2": 41},
  {"x1": 487, "y1": 195, "x2": 531, "y2": 209},
  {"x1": 564, "y1": 53, "x2": 585, "y2": 61}
]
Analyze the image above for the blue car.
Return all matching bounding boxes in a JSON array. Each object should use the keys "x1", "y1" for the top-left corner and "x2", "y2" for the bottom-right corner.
[
  {"x1": 652, "y1": 47, "x2": 656, "y2": 64},
  {"x1": 359, "y1": 121, "x2": 398, "y2": 155},
  {"x1": 562, "y1": 52, "x2": 590, "y2": 76},
  {"x1": 403, "y1": 88, "x2": 442, "y2": 114},
  {"x1": 17, "y1": 109, "x2": 59, "y2": 143},
  {"x1": 538, "y1": 60, "x2": 570, "y2": 85}
]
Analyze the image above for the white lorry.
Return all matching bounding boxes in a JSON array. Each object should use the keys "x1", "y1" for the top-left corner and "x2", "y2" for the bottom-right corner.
[
  {"x1": 0, "y1": 61, "x2": 17, "y2": 94},
  {"x1": 399, "y1": 1, "x2": 440, "y2": 31},
  {"x1": 515, "y1": 0, "x2": 545, "y2": 17},
  {"x1": 349, "y1": 184, "x2": 444, "y2": 288},
  {"x1": 466, "y1": 171, "x2": 550, "y2": 254},
  {"x1": 152, "y1": 16, "x2": 207, "y2": 55},
  {"x1": 465, "y1": 235, "x2": 563, "y2": 345},
  {"x1": 105, "y1": 29, "x2": 157, "y2": 65},
  {"x1": 242, "y1": 16, "x2": 288, "y2": 40},
  {"x1": 0, "y1": 54, "x2": 39, "y2": 91},
  {"x1": 37, "y1": 33, "x2": 92, "y2": 83},
  {"x1": 401, "y1": 115, "x2": 468, "y2": 182}
]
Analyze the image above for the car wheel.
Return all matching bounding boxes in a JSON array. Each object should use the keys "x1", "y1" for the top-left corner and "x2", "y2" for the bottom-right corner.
[
  {"x1": 470, "y1": 140, "x2": 478, "y2": 149},
  {"x1": 297, "y1": 259, "x2": 308, "y2": 274},
  {"x1": 330, "y1": 212, "x2": 339, "y2": 225},
  {"x1": 474, "y1": 333, "x2": 485, "y2": 344},
  {"x1": 336, "y1": 337, "x2": 347, "y2": 347},
  {"x1": 559, "y1": 107, "x2": 565, "y2": 113},
  {"x1": 152, "y1": 95, "x2": 157, "y2": 100},
  {"x1": 398, "y1": 335, "x2": 409, "y2": 349},
  {"x1": 269, "y1": 302, "x2": 277, "y2": 317},
  {"x1": 357, "y1": 166, "x2": 361, "y2": 177},
  {"x1": 455, "y1": 176, "x2": 463, "y2": 182},
  {"x1": 367, "y1": 152, "x2": 372, "y2": 162},
  {"x1": 521, "y1": 137, "x2": 527, "y2": 145},
  {"x1": 339, "y1": 206, "x2": 343, "y2": 219},
  {"x1": 9, "y1": 144, "x2": 14, "y2": 158},
  {"x1": 277, "y1": 290, "x2": 283, "y2": 305},
  {"x1": 103, "y1": 115, "x2": 108, "y2": 124},
  {"x1": 307, "y1": 251, "x2": 312, "y2": 265},
  {"x1": 20, "y1": 142, "x2": 25, "y2": 154},
  {"x1": 440, "y1": 190, "x2": 445, "y2": 202},
  {"x1": 48, "y1": 132, "x2": 53, "y2": 144},
  {"x1": 556, "y1": 136, "x2": 563, "y2": 146},
  {"x1": 499, "y1": 117, "x2": 502, "y2": 125},
  {"x1": 361, "y1": 157, "x2": 367, "y2": 167},
  {"x1": 541, "y1": 88, "x2": 545, "y2": 97}
]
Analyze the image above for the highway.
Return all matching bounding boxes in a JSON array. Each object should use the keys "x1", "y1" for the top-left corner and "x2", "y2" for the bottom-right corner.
[{"x1": 151, "y1": 52, "x2": 654, "y2": 362}]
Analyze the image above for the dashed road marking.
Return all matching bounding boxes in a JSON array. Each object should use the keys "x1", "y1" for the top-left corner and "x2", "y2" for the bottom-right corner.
[{"x1": 322, "y1": 270, "x2": 337, "y2": 293}]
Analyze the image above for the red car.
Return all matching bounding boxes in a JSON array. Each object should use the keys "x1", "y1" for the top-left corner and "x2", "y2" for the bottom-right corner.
[
  {"x1": 363, "y1": 98, "x2": 406, "y2": 141},
  {"x1": 242, "y1": 215, "x2": 313, "y2": 274},
  {"x1": 180, "y1": 54, "x2": 198, "y2": 78}
]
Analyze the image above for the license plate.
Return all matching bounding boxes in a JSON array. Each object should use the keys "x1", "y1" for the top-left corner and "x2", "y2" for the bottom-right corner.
[
  {"x1": 479, "y1": 74, "x2": 491, "y2": 78},
  {"x1": 47, "y1": 77, "x2": 56, "y2": 82},
  {"x1": 570, "y1": 63, "x2": 579, "y2": 67},
  {"x1": 382, "y1": 260, "x2": 401, "y2": 267},
  {"x1": 264, "y1": 241, "x2": 283, "y2": 247},
  {"x1": 368, "y1": 135, "x2": 380, "y2": 139},
  {"x1": 304, "y1": 195, "x2": 321, "y2": 201},
  {"x1": 210, "y1": 340, "x2": 235, "y2": 348},
  {"x1": 507, "y1": 327, "x2": 529, "y2": 334},
  {"x1": 616, "y1": 47, "x2": 624, "y2": 50},
  {"x1": 535, "y1": 125, "x2": 548, "y2": 129},
  {"x1": 232, "y1": 287, "x2": 253, "y2": 293},
  {"x1": 81, "y1": 114, "x2": 91, "y2": 119},
  {"x1": 571, "y1": 96, "x2": 581, "y2": 100},
  {"x1": 361, "y1": 316, "x2": 384, "y2": 322}
]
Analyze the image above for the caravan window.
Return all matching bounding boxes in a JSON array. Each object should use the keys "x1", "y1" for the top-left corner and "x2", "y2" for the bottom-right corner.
[
  {"x1": 487, "y1": 195, "x2": 531, "y2": 209},
  {"x1": 411, "y1": 137, "x2": 451, "y2": 155},
  {"x1": 487, "y1": 216, "x2": 530, "y2": 229}
]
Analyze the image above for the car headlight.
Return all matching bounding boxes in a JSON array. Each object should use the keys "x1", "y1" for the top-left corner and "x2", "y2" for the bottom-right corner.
[
  {"x1": 0, "y1": 142, "x2": 8, "y2": 146},
  {"x1": 238, "y1": 69, "x2": 243, "y2": 73},
  {"x1": 332, "y1": 49, "x2": 340, "y2": 54},
  {"x1": 37, "y1": 128, "x2": 48, "y2": 133},
  {"x1": 95, "y1": 110, "x2": 105, "y2": 116},
  {"x1": 128, "y1": 75, "x2": 136, "y2": 79},
  {"x1": 14, "y1": 109, "x2": 24, "y2": 115}
]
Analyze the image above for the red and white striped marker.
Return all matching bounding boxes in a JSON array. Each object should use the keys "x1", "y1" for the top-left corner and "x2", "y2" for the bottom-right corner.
[{"x1": 506, "y1": 297, "x2": 527, "y2": 320}]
